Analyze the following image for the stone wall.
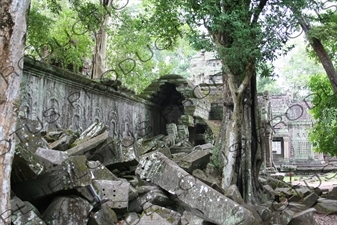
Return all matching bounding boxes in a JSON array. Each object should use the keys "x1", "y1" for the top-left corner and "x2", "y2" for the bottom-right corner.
[{"x1": 19, "y1": 57, "x2": 164, "y2": 140}]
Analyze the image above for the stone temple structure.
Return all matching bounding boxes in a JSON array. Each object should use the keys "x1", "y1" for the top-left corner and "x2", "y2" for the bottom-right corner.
[{"x1": 188, "y1": 51, "x2": 328, "y2": 172}]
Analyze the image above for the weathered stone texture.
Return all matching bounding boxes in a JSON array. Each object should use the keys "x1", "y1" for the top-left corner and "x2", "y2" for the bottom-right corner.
[{"x1": 136, "y1": 152, "x2": 257, "y2": 225}]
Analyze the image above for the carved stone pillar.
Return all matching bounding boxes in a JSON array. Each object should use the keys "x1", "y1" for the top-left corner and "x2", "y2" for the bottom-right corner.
[{"x1": 283, "y1": 136, "x2": 290, "y2": 159}]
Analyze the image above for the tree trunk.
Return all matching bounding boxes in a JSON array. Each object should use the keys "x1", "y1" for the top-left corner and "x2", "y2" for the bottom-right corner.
[
  {"x1": 92, "y1": 0, "x2": 113, "y2": 79},
  {"x1": 0, "y1": 0, "x2": 31, "y2": 223},
  {"x1": 296, "y1": 15, "x2": 337, "y2": 95},
  {"x1": 220, "y1": 63, "x2": 263, "y2": 204}
]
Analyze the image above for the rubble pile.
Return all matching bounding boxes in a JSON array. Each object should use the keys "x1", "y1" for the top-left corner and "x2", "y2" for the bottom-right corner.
[
  {"x1": 10, "y1": 119, "x2": 337, "y2": 225},
  {"x1": 259, "y1": 174, "x2": 337, "y2": 225}
]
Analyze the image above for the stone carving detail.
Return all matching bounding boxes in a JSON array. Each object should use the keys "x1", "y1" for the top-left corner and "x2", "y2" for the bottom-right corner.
[
  {"x1": 108, "y1": 102, "x2": 119, "y2": 139},
  {"x1": 20, "y1": 61, "x2": 162, "y2": 142}
]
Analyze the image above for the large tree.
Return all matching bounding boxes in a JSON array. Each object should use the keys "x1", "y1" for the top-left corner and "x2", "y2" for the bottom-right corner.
[
  {"x1": 0, "y1": 0, "x2": 31, "y2": 223},
  {"x1": 141, "y1": 0, "x2": 321, "y2": 203}
]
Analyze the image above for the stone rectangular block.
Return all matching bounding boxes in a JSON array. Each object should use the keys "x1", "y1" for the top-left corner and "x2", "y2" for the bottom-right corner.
[
  {"x1": 67, "y1": 131, "x2": 108, "y2": 156},
  {"x1": 93, "y1": 180, "x2": 129, "y2": 210},
  {"x1": 12, "y1": 156, "x2": 92, "y2": 201},
  {"x1": 136, "y1": 152, "x2": 256, "y2": 225},
  {"x1": 178, "y1": 150, "x2": 211, "y2": 172}
]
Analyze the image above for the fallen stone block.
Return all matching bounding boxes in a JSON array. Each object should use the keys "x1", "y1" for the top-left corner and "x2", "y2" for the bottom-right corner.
[
  {"x1": 137, "y1": 135, "x2": 165, "y2": 155},
  {"x1": 301, "y1": 192, "x2": 318, "y2": 208},
  {"x1": 172, "y1": 153, "x2": 188, "y2": 163},
  {"x1": 132, "y1": 212, "x2": 172, "y2": 225},
  {"x1": 72, "y1": 122, "x2": 108, "y2": 147},
  {"x1": 177, "y1": 115, "x2": 194, "y2": 126},
  {"x1": 129, "y1": 186, "x2": 172, "y2": 212},
  {"x1": 90, "y1": 137, "x2": 138, "y2": 168},
  {"x1": 184, "y1": 98, "x2": 210, "y2": 120},
  {"x1": 170, "y1": 147, "x2": 192, "y2": 154},
  {"x1": 12, "y1": 156, "x2": 92, "y2": 201},
  {"x1": 178, "y1": 150, "x2": 211, "y2": 172},
  {"x1": 193, "y1": 143, "x2": 213, "y2": 151},
  {"x1": 136, "y1": 152, "x2": 257, "y2": 225},
  {"x1": 11, "y1": 195, "x2": 46, "y2": 225},
  {"x1": 49, "y1": 130, "x2": 78, "y2": 151},
  {"x1": 177, "y1": 125, "x2": 189, "y2": 140},
  {"x1": 192, "y1": 169, "x2": 214, "y2": 186},
  {"x1": 271, "y1": 209, "x2": 295, "y2": 225},
  {"x1": 14, "y1": 118, "x2": 49, "y2": 153},
  {"x1": 12, "y1": 144, "x2": 44, "y2": 183},
  {"x1": 43, "y1": 130, "x2": 63, "y2": 142},
  {"x1": 143, "y1": 203, "x2": 181, "y2": 225},
  {"x1": 288, "y1": 208, "x2": 317, "y2": 225},
  {"x1": 314, "y1": 198, "x2": 337, "y2": 214},
  {"x1": 224, "y1": 184, "x2": 244, "y2": 205},
  {"x1": 180, "y1": 210, "x2": 204, "y2": 225},
  {"x1": 87, "y1": 161, "x2": 119, "y2": 181},
  {"x1": 287, "y1": 202, "x2": 309, "y2": 212},
  {"x1": 67, "y1": 131, "x2": 108, "y2": 156},
  {"x1": 42, "y1": 195, "x2": 92, "y2": 225},
  {"x1": 93, "y1": 180, "x2": 129, "y2": 210},
  {"x1": 327, "y1": 186, "x2": 337, "y2": 200},
  {"x1": 35, "y1": 147, "x2": 68, "y2": 165},
  {"x1": 87, "y1": 204, "x2": 118, "y2": 225},
  {"x1": 123, "y1": 212, "x2": 140, "y2": 225}
]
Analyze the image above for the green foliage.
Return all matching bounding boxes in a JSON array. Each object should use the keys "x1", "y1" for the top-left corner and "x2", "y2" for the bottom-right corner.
[
  {"x1": 27, "y1": 0, "x2": 94, "y2": 72},
  {"x1": 309, "y1": 74, "x2": 337, "y2": 156},
  {"x1": 257, "y1": 76, "x2": 282, "y2": 95},
  {"x1": 27, "y1": 0, "x2": 196, "y2": 93}
]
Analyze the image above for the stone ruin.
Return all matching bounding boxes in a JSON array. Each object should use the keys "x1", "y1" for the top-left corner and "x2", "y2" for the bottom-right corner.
[
  {"x1": 9, "y1": 118, "x2": 337, "y2": 225},
  {"x1": 6, "y1": 57, "x2": 337, "y2": 224}
]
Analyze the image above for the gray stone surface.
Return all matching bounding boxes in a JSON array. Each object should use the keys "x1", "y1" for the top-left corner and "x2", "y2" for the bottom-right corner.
[
  {"x1": 87, "y1": 204, "x2": 118, "y2": 225},
  {"x1": 91, "y1": 137, "x2": 138, "y2": 167},
  {"x1": 136, "y1": 152, "x2": 257, "y2": 225},
  {"x1": 288, "y1": 208, "x2": 317, "y2": 225},
  {"x1": 301, "y1": 192, "x2": 319, "y2": 208},
  {"x1": 180, "y1": 210, "x2": 204, "y2": 225},
  {"x1": 93, "y1": 180, "x2": 130, "y2": 210},
  {"x1": 12, "y1": 156, "x2": 92, "y2": 201},
  {"x1": 67, "y1": 131, "x2": 109, "y2": 156},
  {"x1": 42, "y1": 196, "x2": 92, "y2": 225},
  {"x1": 49, "y1": 131, "x2": 78, "y2": 151},
  {"x1": 178, "y1": 150, "x2": 211, "y2": 172},
  {"x1": 35, "y1": 147, "x2": 68, "y2": 165},
  {"x1": 224, "y1": 184, "x2": 244, "y2": 205},
  {"x1": 143, "y1": 203, "x2": 181, "y2": 225},
  {"x1": 314, "y1": 198, "x2": 337, "y2": 214},
  {"x1": 11, "y1": 196, "x2": 46, "y2": 225},
  {"x1": 132, "y1": 212, "x2": 172, "y2": 225},
  {"x1": 12, "y1": 144, "x2": 44, "y2": 183}
]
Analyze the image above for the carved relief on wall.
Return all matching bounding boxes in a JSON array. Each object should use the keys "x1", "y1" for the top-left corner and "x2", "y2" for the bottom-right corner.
[
  {"x1": 121, "y1": 111, "x2": 133, "y2": 139},
  {"x1": 69, "y1": 102, "x2": 83, "y2": 133},
  {"x1": 135, "y1": 111, "x2": 152, "y2": 139},
  {"x1": 108, "y1": 102, "x2": 119, "y2": 139}
]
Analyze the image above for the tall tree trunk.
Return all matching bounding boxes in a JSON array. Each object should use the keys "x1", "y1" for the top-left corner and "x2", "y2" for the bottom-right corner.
[
  {"x1": 0, "y1": 0, "x2": 31, "y2": 223},
  {"x1": 295, "y1": 14, "x2": 337, "y2": 95},
  {"x1": 220, "y1": 63, "x2": 263, "y2": 204},
  {"x1": 92, "y1": 0, "x2": 113, "y2": 79}
]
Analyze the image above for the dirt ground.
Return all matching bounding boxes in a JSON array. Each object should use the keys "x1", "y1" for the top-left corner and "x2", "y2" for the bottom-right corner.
[{"x1": 314, "y1": 214, "x2": 337, "y2": 225}]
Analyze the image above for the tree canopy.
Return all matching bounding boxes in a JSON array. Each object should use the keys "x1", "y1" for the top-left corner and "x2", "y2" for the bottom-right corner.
[{"x1": 26, "y1": 0, "x2": 196, "y2": 93}]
